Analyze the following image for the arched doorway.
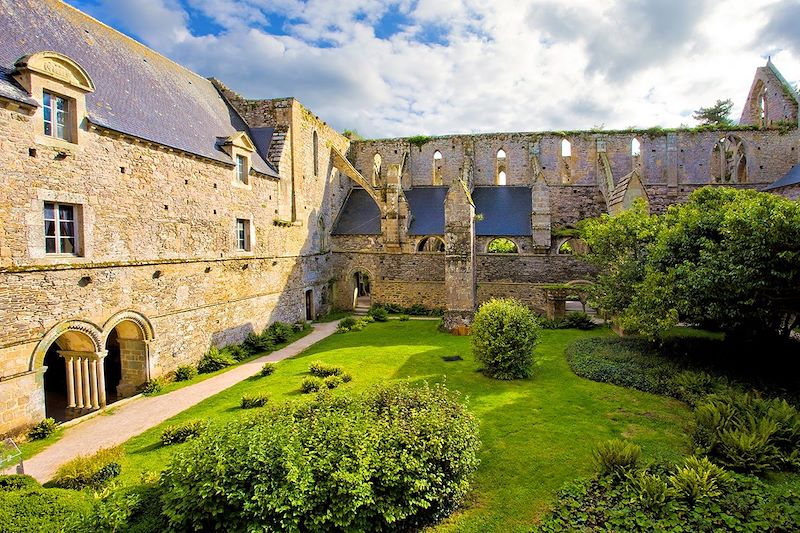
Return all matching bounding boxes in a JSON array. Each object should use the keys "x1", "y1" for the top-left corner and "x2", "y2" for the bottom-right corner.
[
  {"x1": 102, "y1": 315, "x2": 152, "y2": 400},
  {"x1": 43, "y1": 343, "x2": 68, "y2": 421},
  {"x1": 353, "y1": 270, "x2": 371, "y2": 310}
]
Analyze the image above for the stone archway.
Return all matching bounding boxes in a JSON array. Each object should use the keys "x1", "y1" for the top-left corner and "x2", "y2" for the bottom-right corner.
[
  {"x1": 349, "y1": 268, "x2": 373, "y2": 310},
  {"x1": 102, "y1": 312, "x2": 153, "y2": 400},
  {"x1": 31, "y1": 320, "x2": 105, "y2": 420}
]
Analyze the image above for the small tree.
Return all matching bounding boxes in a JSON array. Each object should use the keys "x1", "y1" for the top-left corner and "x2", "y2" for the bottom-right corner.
[
  {"x1": 692, "y1": 99, "x2": 734, "y2": 126},
  {"x1": 472, "y1": 298, "x2": 539, "y2": 379}
]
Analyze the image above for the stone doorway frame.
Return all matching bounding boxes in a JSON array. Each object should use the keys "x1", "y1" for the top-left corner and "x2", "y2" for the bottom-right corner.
[{"x1": 101, "y1": 311, "x2": 154, "y2": 399}]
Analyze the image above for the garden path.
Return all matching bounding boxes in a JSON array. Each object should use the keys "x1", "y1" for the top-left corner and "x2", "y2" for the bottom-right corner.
[{"x1": 11, "y1": 321, "x2": 339, "y2": 483}]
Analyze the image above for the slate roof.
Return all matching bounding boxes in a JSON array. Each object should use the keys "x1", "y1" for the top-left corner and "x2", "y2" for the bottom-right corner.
[
  {"x1": 405, "y1": 187, "x2": 448, "y2": 235},
  {"x1": 0, "y1": 0, "x2": 277, "y2": 177},
  {"x1": 473, "y1": 187, "x2": 532, "y2": 236},
  {"x1": 332, "y1": 188, "x2": 382, "y2": 235},
  {"x1": 764, "y1": 164, "x2": 800, "y2": 191}
]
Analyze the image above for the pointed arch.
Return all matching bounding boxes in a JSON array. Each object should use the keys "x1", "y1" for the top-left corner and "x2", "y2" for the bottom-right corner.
[
  {"x1": 711, "y1": 135, "x2": 747, "y2": 183},
  {"x1": 561, "y1": 138, "x2": 572, "y2": 157},
  {"x1": 372, "y1": 152, "x2": 382, "y2": 187},
  {"x1": 631, "y1": 138, "x2": 641, "y2": 157},
  {"x1": 496, "y1": 148, "x2": 507, "y2": 185},
  {"x1": 433, "y1": 150, "x2": 443, "y2": 185}
]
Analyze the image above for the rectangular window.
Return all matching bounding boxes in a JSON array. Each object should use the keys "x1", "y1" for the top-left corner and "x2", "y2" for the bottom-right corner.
[
  {"x1": 236, "y1": 155, "x2": 248, "y2": 183},
  {"x1": 43, "y1": 91, "x2": 70, "y2": 141},
  {"x1": 44, "y1": 202, "x2": 78, "y2": 254},
  {"x1": 236, "y1": 218, "x2": 250, "y2": 251}
]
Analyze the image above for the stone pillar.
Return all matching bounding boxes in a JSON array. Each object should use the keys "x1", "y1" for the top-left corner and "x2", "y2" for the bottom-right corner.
[
  {"x1": 381, "y1": 164, "x2": 408, "y2": 252},
  {"x1": 531, "y1": 173, "x2": 551, "y2": 250},
  {"x1": 63, "y1": 355, "x2": 76, "y2": 410},
  {"x1": 666, "y1": 132, "x2": 678, "y2": 197},
  {"x1": 442, "y1": 177, "x2": 477, "y2": 332},
  {"x1": 96, "y1": 351, "x2": 107, "y2": 408},
  {"x1": 89, "y1": 359, "x2": 99, "y2": 410},
  {"x1": 74, "y1": 356, "x2": 84, "y2": 410},
  {"x1": 81, "y1": 356, "x2": 91, "y2": 411}
]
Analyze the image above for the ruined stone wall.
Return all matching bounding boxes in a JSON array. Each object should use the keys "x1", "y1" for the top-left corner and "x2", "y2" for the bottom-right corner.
[
  {"x1": 740, "y1": 64, "x2": 799, "y2": 126},
  {"x1": 0, "y1": 95, "x2": 344, "y2": 434}
]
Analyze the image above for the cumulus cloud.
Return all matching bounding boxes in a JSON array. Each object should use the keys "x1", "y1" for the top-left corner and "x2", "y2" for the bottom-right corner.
[{"x1": 67, "y1": 0, "x2": 800, "y2": 137}]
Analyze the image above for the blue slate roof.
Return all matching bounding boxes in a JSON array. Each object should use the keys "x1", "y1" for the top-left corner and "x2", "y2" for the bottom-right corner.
[
  {"x1": 332, "y1": 188, "x2": 382, "y2": 235},
  {"x1": 405, "y1": 187, "x2": 448, "y2": 235},
  {"x1": 0, "y1": 0, "x2": 277, "y2": 177},
  {"x1": 473, "y1": 187, "x2": 532, "y2": 236},
  {"x1": 764, "y1": 164, "x2": 800, "y2": 190}
]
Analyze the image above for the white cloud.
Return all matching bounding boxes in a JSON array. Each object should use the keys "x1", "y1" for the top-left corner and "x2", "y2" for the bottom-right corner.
[{"x1": 71, "y1": 0, "x2": 800, "y2": 137}]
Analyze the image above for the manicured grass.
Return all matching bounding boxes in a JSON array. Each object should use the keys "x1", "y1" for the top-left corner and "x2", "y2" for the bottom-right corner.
[{"x1": 114, "y1": 321, "x2": 691, "y2": 531}]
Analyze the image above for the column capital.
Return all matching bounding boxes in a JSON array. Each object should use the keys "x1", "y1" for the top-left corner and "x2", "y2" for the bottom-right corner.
[{"x1": 94, "y1": 350, "x2": 109, "y2": 360}]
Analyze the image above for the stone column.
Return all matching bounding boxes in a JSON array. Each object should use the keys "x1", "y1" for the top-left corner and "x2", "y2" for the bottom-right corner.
[
  {"x1": 96, "y1": 351, "x2": 107, "y2": 408},
  {"x1": 74, "y1": 356, "x2": 84, "y2": 410},
  {"x1": 89, "y1": 359, "x2": 99, "y2": 410},
  {"x1": 442, "y1": 177, "x2": 477, "y2": 332},
  {"x1": 63, "y1": 354, "x2": 76, "y2": 410},
  {"x1": 81, "y1": 356, "x2": 91, "y2": 411}
]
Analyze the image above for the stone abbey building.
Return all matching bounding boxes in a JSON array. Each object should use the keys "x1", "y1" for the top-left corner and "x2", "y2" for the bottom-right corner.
[{"x1": 1, "y1": 0, "x2": 799, "y2": 435}]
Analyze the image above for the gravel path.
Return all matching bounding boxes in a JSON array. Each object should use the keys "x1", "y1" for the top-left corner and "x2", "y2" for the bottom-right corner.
[{"x1": 10, "y1": 321, "x2": 339, "y2": 482}]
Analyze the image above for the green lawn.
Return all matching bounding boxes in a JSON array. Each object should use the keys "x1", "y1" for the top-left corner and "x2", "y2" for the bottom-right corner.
[{"x1": 113, "y1": 320, "x2": 691, "y2": 532}]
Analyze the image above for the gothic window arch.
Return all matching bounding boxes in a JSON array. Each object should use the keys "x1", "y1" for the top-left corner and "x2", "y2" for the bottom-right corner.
[
  {"x1": 631, "y1": 138, "x2": 641, "y2": 157},
  {"x1": 757, "y1": 82, "x2": 768, "y2": 128},
  {"x1": 561, "y1": 138, "x2": 572, "y2": 157},
  {"x1": 372, "y1": 153, "x2": 381, "y2": 187},
  {"x1": 496, "y1": 149, "x2": 507, "y2": 185},
  {"x1": 711, "y1": 135, "x2": 747, "y2": 184},
  {"x1": 417, "y1": 236, "x2": 445, "y2": 252},
  {"x1": 433, "y1": 150, "x2": 443, "y2": 185},
  {"x1": 312, "y1": 131, "x2": 319, "y2": 177}
]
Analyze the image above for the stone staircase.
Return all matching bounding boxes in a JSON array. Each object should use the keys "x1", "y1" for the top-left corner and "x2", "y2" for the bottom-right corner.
[{"x1": 354, "y1": 296, "x2": 371, "y2": 316}]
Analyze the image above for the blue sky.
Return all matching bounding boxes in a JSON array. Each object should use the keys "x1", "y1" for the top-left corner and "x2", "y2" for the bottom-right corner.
[{"x1": 64, "y1": 0, "x2": 800, "y2": 138}]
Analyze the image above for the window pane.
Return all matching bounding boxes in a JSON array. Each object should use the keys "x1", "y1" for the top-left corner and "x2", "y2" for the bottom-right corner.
[
  {"x1": 55, "y1": 96, "x2": 66, "y2": 111},
  {"x1": 60, "y1": 221, "x2": 74, "y2": 238},
  {"x1": 60, "y1": 237, "x2": 75, "y2": 254},
  {"x1": 45, "y1": 237, "x2": 56, "y2": 254},
  {"x1": 43, "y1": 92, "x2": 51, "y2": 107},
  {"x1": 45, "y1": 220, "x2": 56, "y2": 237},
  {"x1": 59, "y1": 205, "x2": 74, "y2": 220},
  {"x1": 44, "y1": 203, "x2": 55, "y2": 219}
]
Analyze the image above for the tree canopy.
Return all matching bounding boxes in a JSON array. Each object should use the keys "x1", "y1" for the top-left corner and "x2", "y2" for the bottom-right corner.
[
  {"x1": 692, "y1": 99, "x2": 735, "y2": 126},
  {"x1": 581, "y1": 188, "x2": 800, "y2": 339}
]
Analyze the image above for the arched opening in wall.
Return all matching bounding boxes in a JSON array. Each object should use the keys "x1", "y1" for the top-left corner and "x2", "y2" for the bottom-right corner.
[
  {"x1": 561, "y1": 138, "x2": 572, "y2": 157},
  {"x1": 487, "y1": 237, "x2": 518, "y2": 254},
  {"x1": 305, "y1": 289, "x2": 315, "y2": 321},
  {"x1": 433, "y1": 150, "x2": 443, "y2": 185},
  {"x1": 711, "y1": 135, "x2": 747, "y2": 183},
  {"x1": 496, "y1": 149, "x2": 507, "y2": 185},
  {"x1": 312, "y1": 131, "x2": 319, "y2": 177},
  {"x1": 755, "y1": 81, "x2": 767, "y2": 127},
  {"x1": 353, "y1": 270, "x2": 371, "y2": 310},
  {"x1": 417, "y1": 236, "x2": 445, "y2": 252},
  {"x1": 631, "y1": 138, "x2": 641, "y2": 157},
  {"x1": 104, "y1": 319, "x2": 149, "y2": 401},
  {"x1": 372, "y1": 153, "x2": 382, "y2": 187},
  {"x1": 43, "y1": 343, "x2": 68, "y2": 421},
  {"x1": 558, "y1": 237, "x2": 588, "y2": 255}
]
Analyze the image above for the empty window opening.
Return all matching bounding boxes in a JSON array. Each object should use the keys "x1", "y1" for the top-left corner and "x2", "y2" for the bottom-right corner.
[
  {"x1": 496, "y1": 149, "x2": 507, "y2": 185},
  {"x1": 433, "y1": 150, "x2": 443, "y2": 185},
  {"x1": 711, "y1": 135, "x2": 747, "y2": 184},
  {"x1": 631, "y1": 138, "x2": 641, "y2": 157},
  {"x1": 487, "y1": 237, "x2": 518, "y2": 254},
  {"x1": 561, "y1": 139, "x2": 571, "y2": 157},
  {"x1": 312, "y1": 131, "x2": 319, "y2": 177},
  {"x1": 417, "y1": 236, "x2": 445, "y2": 252},
  {"x1": 372, "y1": 153, "x2": 381, "y2": 187}
]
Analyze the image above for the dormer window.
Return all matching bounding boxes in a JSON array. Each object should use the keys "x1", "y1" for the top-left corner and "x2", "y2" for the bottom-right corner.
[
  {"x1": 43, "y1": 91, "x2": 71, "y2": 141},
  {"x1": 236, "y1": 154, "x2": 248, "y2": 184}
]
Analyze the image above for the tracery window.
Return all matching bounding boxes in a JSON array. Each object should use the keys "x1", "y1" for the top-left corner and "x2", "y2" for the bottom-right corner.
[{"x1": 711, "y1": 135, "x2": 746, "y2": 183}]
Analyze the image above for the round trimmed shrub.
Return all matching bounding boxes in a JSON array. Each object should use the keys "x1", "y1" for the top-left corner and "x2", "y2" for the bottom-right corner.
[
  {"x1": 471, "y1": 298, "x2": 539, "y2": 380},
  {"x1": 28, "y1": 417, "x2": 58, "y2": 440},
  {"x1": 159, "y1": 382, "x2": 481, "y2": 532},
  {"x1": 173, "y1": 365, "x2": 197, "y2": 382}
]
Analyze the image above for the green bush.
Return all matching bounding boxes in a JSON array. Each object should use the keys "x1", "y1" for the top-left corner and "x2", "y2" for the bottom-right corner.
[
  {"x1": 173, "y1": 365, "x2": 197, "y2": 382},
  {"x1": 337, "y1": 316, "x2": 358, "y2": 333},
  {"x1": 300, "y1": 376, "x2": 324, "y2": 393},
  {"x1": 0, "y1": 486, "x2": 93, "y2": 531},
  {"x1": 241, "y1": 393, "x2": 269, "y2": 409},
  {"x1": 669, "y1": 456, "x2": 731, "y2": 502},
  {"x1": 243, "y1": 331, "x2": 274, "y2": 355},
  {"x1": 593, "y1": 439, "x2": 641, "y2": 476},
  {"x1": 626, "y1": 470, "x2": 671, "y2": 509},
  {"x1": 692, "y1": 392, "x2": 799, "y2": 474},
  {"x1": 159, "y1": 382, "x2": 480, "y2": 532},
  {"x1": 0, "y1": 474, "x2": 40, "y2": 492},
  {"x1": 368, "y1": 305, "x2": 389, "y2": 322},
  {"x1": 197, "y1": 347, "x2": 236, "y2": 374},
  {"x1": 77, "y1": 483, "x2": 167, "y2": 533},
  {"x1": 471, "y1": 298, "x2": 539, "y2": 380},
  {"x1": 51, "y1": 446, "x2": 123, "y2": 490},
  {"x1": 323, "y1": 375, "x2": 343, "y2": 389},
  {"x1": 563, "y1": 311, "x2": 596, "y2": 330},
  {"x1": 141, "y1": 377, "x2": 167, "y2": 396},
  {"x1": 223, "y1": 344, "x2": 250, "y2": 362},
  {"x1": 259, "y1": 362, "x2": 277, "y2": 377},
  {"x1": 28, "y1": 417, "x2": 58, "y2": 440},
  {"x1": 266, "y1": 321, "x2": 294, "y2": 343},
  {"x1": 160, "y1": 420, "x2": 207, "y2": 446},
  {"x1": 309, "y1": 361, "x2": 343, "y2": 378}
]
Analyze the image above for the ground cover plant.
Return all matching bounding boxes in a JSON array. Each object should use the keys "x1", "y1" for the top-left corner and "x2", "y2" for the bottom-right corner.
[
  {"x1": 97, "y1": 321, "x2": 693, "y2": 532},
  {"x1": 159, "y1": 382, "x2": 480, "y2": 531}
]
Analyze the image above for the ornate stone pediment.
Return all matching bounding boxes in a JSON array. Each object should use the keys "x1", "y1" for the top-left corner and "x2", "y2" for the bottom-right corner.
[{"x1": 15, "y1": 51, "x2": 95, "y2": 93}]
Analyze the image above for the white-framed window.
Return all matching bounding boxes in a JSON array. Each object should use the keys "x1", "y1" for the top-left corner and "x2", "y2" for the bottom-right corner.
[
  {"x1": 43, "y1": 91, "x2": 71, "y2": 141},
  {"x1": 44, "y1": 202, "x2": 79, "y2": 254},
  {"x1": 236, "y1": 218, "x2": 251, "y2": 251},
  {"x1": 235, "y1": 154, "x2": 248, "y2": 184}
]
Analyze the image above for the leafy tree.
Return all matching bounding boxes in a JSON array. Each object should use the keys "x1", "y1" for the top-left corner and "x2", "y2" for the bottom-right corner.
[
  {"x1": 582, "y1": 188, "x2": 800, "y2": 339},
  {"x1": 692, "y1": 99, "x2": 735, "y2": 126}
]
